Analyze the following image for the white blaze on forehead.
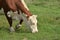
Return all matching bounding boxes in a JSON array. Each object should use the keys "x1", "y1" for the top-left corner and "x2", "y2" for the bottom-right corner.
[{"x1": 29, "y1": 15, "x2": 37, "y2": 23}]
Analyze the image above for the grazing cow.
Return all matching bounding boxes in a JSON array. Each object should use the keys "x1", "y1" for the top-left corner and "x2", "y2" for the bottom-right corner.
[{"x1": 0, "y1": 0, "x2": 38, "y2": 33}]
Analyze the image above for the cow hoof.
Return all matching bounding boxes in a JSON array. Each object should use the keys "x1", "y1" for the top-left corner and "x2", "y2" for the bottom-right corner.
[
  {"x1": 15, "y1": 24, "x2": 22, "y2": 30},
  {"x1": 9, "y1": 27, "x2": 15, "y2": 32}
]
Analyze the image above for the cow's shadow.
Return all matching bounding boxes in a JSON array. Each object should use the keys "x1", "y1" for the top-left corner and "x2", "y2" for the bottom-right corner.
[
  {"x1": 0, "y1": 26, "x2": 31, "y2": 33},
  {"x1": 15, "y1": 28, "x2": 31, "y2": 33}
]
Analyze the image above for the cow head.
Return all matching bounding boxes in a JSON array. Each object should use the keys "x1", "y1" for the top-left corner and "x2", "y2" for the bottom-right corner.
[{"x1": 28, "y1": 15, "x2": 38, "y2": 33}]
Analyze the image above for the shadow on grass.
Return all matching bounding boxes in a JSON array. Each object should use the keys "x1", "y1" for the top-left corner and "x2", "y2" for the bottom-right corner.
[
  {"x1": 0, "y1": 26, "x2": 31, "y2": 33},
  {"x1": 15, "y1": 28, "x2": 31, "y2": 33}
]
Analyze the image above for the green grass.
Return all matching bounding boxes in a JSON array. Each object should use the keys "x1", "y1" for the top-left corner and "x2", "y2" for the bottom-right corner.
[{"x1": 0, "y1": 0, "x2": 60, "y2": 40}]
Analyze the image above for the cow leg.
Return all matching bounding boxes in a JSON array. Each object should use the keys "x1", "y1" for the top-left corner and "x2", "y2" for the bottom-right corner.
[
  {"x1": 4, "y1": 11, "x2": 15, "y2": 32},
  {"x1": 15, "y1": 10, "x2": 23, "y2": 29},
  {"x1": 12, "y1": 11, "x2": 22, "y2": 30},
  {"x1": 15, "y1": 19, "x2": 23, "y2": 29}
]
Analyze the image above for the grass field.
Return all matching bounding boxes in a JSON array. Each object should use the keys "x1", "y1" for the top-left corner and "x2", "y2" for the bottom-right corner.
[{"x1": 0, "y1": 0, "x2": 60, "y2": 40}]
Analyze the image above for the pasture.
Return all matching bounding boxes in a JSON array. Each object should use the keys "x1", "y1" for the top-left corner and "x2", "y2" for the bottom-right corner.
[{"x1": 0, "y1": 0, "x2": 60, "y2": 40}]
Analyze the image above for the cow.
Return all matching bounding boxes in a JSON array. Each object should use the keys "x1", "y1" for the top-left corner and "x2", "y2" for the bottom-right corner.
[{"x1": 0, "y1": 0, "x2": 38, "y2": 33}]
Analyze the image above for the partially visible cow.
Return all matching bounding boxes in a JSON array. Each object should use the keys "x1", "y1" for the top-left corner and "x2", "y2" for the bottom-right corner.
[
  {"x1": 13, "y1": 0, "x2": 29, "y2": 29},
  {"x1": 0, "y1": 0, "x2": 38, "y2": 33}
]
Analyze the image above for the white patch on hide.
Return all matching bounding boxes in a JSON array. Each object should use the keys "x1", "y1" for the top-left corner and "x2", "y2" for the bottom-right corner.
[
  {"x1": 7, "y1": 11, "x2": 11, "y2": 17},
  {"x1": 21, "y1": 0, "x2": 29, "y2": 10}
]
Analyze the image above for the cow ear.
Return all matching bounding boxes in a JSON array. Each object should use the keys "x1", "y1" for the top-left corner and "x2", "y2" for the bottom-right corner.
[{"x1": 33, "y1": 15, "x2": 37, "y2": 18}]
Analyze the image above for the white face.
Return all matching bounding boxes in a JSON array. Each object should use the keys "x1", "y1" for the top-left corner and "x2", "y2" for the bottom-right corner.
[{"x1": 28, "y1": 15, "x2": 38, "y2": 33}]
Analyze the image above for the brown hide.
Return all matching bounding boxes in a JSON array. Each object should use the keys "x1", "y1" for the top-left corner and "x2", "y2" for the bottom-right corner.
[{"x1": 0, "y1": 0, "x2": 32, "y2": 16}]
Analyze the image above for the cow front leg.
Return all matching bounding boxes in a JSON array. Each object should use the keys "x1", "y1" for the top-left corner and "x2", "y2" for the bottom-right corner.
[
  {"x1": 15, "y1": 19, "x2": 23, "y2": 30},
  {"x1": 14, "y1": 10, "x2": 23, "y2": 30},
  {"x1": 4, "y1": 11, "x2": 15, "y2": 32}
]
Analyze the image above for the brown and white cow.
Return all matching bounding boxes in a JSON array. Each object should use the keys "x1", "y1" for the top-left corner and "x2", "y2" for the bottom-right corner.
[{"x1": 0, "y1": 0, "x2": 38, "y2": 33}]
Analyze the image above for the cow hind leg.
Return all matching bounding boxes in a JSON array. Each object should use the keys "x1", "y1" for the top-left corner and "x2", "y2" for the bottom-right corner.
[{"x1": 4, "y1": 11, "x2": 15, "y2": 32}]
